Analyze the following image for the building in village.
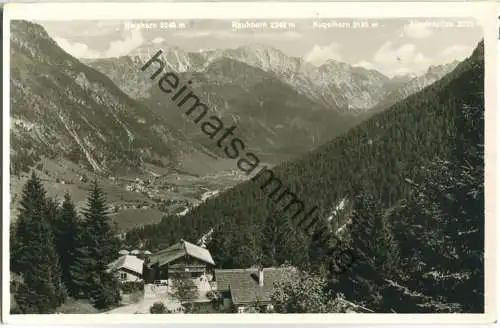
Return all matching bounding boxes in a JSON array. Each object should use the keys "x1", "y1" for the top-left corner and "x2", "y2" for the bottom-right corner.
[
  {"x1": 107, "y1": 241, "x2": 372, "y2": 313},
  {"x1": 143, "y1": 239, "x2": 216, "y2": 284},
  {"x1": 107, "y1": 254, "x2": 144, "y2": 282},
  {"x1": 214, "y1": 266, "x2": 297, "y2": 313}
]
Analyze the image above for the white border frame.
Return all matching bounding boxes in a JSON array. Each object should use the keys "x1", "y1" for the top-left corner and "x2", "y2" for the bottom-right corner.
[{"x1": 2, "y1": 2, "x2": 498, "y2": 325}]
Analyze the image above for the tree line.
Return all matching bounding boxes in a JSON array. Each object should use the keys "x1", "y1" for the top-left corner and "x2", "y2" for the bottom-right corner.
[{"x1": 10, "y1": 174, "x2": 122, "y2": 313}]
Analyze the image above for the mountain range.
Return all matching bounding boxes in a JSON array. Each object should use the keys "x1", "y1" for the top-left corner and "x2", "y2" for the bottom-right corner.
[
  {"x1": 83, "y1": 41, "x2": 459, "y2": 164},
  {"x1": 86, "y1": 41, "x2": 459, "y2": 113},
  {"x1": 11, "y1": 19, "x2": 461, "y2": 176}
]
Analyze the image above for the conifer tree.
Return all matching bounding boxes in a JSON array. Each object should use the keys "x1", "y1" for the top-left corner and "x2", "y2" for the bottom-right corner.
[
  {"x1": 372, "y1": 215, "x2": 400, "y2": 279},
  {"x1": 52, "y1": 192, "x2": 81, "y2": 297},
  {"x1": 261, "y1": 211, "x2": 280, "y2": 266},
  {"x1": 348, "y1": 192, "x2": 401, "y2": 279},
  {"x1": 262, "y1": 209, "x2": 310, "y2": 268},
  {"x1": 11, "y1": 171, "x2": 66, "y2": 313},
  {"x1": 347, "y1": 193, "x2": 379, "y2": 262},
  {"x1": 209, "y1": 219, "x2": 260, "y2": 268},
  {"x1": 90, "y1": 271, "x2": 121, "y2": 310},
  {"x1": 45, "y1": 197, "x2": 60, "y2": 228},
  {"x1": 70, "y1": 180, "x2": 121, "y2": 308},
  {"x1": 81, "y1": 180, "x2": 120, "y2": 265},
  {"x1": 401, "y1": 157, "x2": 483, "y2": 312},
  {"x1": 207, "y1": 223, "x2": 232, "y2": 269}
]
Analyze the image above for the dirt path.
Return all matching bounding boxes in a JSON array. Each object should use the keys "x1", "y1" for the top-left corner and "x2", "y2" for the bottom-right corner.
[{"x1": 105, "y1": 284, "x2": 181, "y2": 314}]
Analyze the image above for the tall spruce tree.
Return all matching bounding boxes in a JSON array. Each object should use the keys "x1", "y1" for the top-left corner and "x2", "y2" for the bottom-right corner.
[
  {"x1": 208, "y1": 218, "x2": 260, "y2": 269},
  {"x1": 261, "y1": 211, "x2": 281, "y2": 267},
  {"x1": 348, "y1": 192, "x2": 400, "y2": 279},
  {"x1": 372, "y1": 215, "x2": 400, "y2": 279},
  {"x1": 90, "y1": 270, "x2": 121, "y2": 310},
  {"x1": 52, "y1": 192, "x2": 81, "y2": 297},
  {"x1": 70, "y1": 181, "x2": 121, "y2": 308},
  {"x1": 11, "y1": 171, "x2": 66, "y2": 313},
  {"x1": 327, "y1": 192, "x2": 402, "y2": 309},
  {"x1": 351, "y1": 193, "x2": 400, "y2": 279},
  {"x1": 81, "y1": 181, "x2": 120, "y2": 265},
  {"x1": 262, "y1": 209, "x2": 310, "y2": 268}
]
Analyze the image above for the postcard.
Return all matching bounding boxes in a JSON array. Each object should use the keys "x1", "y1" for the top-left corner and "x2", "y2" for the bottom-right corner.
[{"x1": 2, "y1": 1, "x2": 497, "y2": 325}]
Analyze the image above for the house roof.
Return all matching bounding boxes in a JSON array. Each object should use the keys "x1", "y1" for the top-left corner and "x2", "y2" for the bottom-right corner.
[
  {"x1": 108, "y1": 255, "x2": 144, "y2": 275},
  {"x1": 215, "y1": 267, "x2": 297, "y2": 305},
  {"x1": 147, "y1": 239, "x2": 215, "y2": 267}
]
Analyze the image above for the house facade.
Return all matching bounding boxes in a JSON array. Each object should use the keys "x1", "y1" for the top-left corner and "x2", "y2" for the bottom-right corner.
[
  {"x1": 144, "y1": 239, "x2": 215, "y2": 284},
  {"x1": 107, "y1": 254, "x2": 144, "y2": 283}
]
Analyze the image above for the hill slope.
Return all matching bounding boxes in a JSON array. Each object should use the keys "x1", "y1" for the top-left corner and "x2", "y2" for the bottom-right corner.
[{"x1": 10, "y1": 20, "x2": 213, "y2": 176}]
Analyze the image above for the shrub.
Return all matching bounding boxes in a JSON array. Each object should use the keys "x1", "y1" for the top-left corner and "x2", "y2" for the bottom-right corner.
[
  {"x1": 150, "y1": 302, "x2": 166, "y2": 314},
  {"x1": 206, "y1": 290, "x2": 222, "y2": 301},
  {"x1": 121, "y1": 281, "x2": 144, "y2": 294},
  {"x1": 206, "y1": 290, "x2": 223, "y2": 311}
]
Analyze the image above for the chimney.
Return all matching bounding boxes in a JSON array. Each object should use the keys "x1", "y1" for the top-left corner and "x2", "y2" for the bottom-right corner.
[{"x1": 258, "y1": 265, "x2": 264, "y2": 287}]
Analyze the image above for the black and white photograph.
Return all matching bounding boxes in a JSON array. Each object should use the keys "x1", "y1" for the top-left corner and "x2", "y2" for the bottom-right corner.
[{"x1": 2, "y1": 2, "x2": 496, "y2": 324}]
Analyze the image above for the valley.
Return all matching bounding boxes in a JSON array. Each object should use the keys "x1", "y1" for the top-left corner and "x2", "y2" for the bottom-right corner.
[
  {"x1": 8, "y1": 20, "x2": 463, "y2": 235},
  {"x1": 10, "y1": 156, "x2": 251, "y2": 232}
]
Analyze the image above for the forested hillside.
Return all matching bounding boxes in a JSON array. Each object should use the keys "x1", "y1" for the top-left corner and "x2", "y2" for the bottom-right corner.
[{"x1": 125, "y1": 41, "x2": 484, "y2": 312}]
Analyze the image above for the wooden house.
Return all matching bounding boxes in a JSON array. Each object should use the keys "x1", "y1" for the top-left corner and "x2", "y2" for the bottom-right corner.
[
  {"x1": 107, "y1": 255, "x2": 144, "y2": 282},
  {"x1": 214, "y1": 266, "x2": 297, "y2": 313},
  {"x1": 143, "y1": 239, "x2": 215, "y2": 283}
]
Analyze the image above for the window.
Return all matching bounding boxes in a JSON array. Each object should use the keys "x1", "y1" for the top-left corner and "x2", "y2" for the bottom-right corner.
[{"x1": 120, "y1": 273, "x2": 127, "y2": 280}]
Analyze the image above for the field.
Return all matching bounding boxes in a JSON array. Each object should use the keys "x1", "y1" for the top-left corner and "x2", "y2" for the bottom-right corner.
[{"x1": 110, "y1": 208, "x2": 165, "y2": 232}]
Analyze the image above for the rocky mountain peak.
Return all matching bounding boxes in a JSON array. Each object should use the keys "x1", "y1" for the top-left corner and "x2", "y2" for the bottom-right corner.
[{"x1": 426, "y1": 60, "x2": 460, "y2": 77}]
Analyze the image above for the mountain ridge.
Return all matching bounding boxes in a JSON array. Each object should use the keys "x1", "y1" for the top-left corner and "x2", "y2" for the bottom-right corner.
[
  {"x1": 10, "y1": 20, "x2": 216, "y2": 176},
  {"x1": 85, "y1": 42, "x2": 461, "y2": 113}
]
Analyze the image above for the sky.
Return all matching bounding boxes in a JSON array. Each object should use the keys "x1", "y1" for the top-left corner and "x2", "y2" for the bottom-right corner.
[{"x1": 37, "y1": 18, "x2": 483, "y2": 77}]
